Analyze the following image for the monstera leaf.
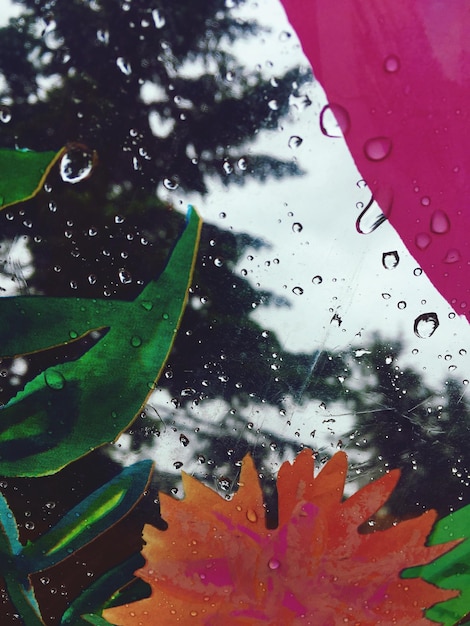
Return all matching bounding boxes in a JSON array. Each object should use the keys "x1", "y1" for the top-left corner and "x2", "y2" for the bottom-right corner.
[
  {"x1": 403, "y1": 503, "x2": 470, "y2": 625},
  {"x1": 0, "y1": 461, "x2": 152, "y2": 625},
  {"x1": 0, "y1": 205, "x2": 201, "y2": 476},
  {"x1": 103, "y1": 450, "x2": 457, "y2": 625},
  {"x1": 0, "y1": 147, "x2": 64, "y2": 210}
]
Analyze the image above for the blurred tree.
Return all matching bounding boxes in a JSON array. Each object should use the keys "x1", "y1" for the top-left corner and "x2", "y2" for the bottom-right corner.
[{"x1": 345, "y1": 336, "x2": 470, "y2": 518}]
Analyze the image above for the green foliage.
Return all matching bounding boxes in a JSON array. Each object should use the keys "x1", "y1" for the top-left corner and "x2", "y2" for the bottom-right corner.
[
  {"x1": 0, "y1": 206, "x2": 201, "y2": 476},
  {"x1": 0, "y1": 148, "x2": 63, "y2": 210},
  {"x1": 403, "y1": 504, "x2": 470, "y2": 625},
  {"x1": 0, "y1": 461, "x2": 152, "y2": 624}
]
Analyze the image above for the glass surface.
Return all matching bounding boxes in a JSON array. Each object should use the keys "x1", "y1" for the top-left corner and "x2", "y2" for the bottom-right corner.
[{"x1": 0, "y1": 0, "x2": 468, "y2": 623}]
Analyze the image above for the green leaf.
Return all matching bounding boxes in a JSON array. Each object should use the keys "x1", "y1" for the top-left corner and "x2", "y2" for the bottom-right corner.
[
  {"x1": 402, "y1": 504, "x2": 470, "y2": 625},
  {"x1": 0, "y1": 147, "x2": 64, "y2": 210},
  {"x1": 0, "y1": 206, "x2": 201, "y2": 476},
  {"x1": 0, "y1": 461, "x2": 151, "y2": 624},
  {"x1": 61, "y1": 553, "x2": 150, "y2": 625},
  {"x1": 0, "y1": 492, "x2": 22, "y2": 556},
  {"x1": 22, "y1": 461, "x2": 153, "y2": 571},
  {"x1": 80, "y1": 615, "x2": 114, "y2": 626}
]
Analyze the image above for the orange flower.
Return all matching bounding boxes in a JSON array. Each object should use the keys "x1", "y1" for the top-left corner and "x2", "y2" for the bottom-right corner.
[{"x1": 103, "y1": 451, "x2": 457, "y2": 625}]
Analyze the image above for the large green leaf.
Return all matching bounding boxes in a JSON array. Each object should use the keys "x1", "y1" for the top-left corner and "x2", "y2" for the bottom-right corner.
[
  {"x1": 0, "y1": 147, "x2": 64, "y2": 209},
  {"x1": 0, "y1": 462, "x2": 152, "y2": 624},
  {"x1": 0, "y1": 206, "x2": 201, "y2": 476},
  {"x1": 402, "y1": 504, "x2": 470, "y2": 625}
]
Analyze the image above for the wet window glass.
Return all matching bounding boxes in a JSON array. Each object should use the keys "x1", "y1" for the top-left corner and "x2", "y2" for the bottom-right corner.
[{"x1": 0, "y1": 1, "x2": 469, "y2": 624}]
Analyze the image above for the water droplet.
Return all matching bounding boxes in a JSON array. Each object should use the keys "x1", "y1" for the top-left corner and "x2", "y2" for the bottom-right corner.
[
  {"x1": 44, "y1": 369, "x2": 66, "y2": 390},
  {"x1": 420, "y1": 196, "x2": 431, "y2": 207},
  {"x1": 413, "y1": 267, "x2": 423, "y2": 276},
  {"x1": 397, "y1": 301, "x2": 407, "y2": 309},
  {"x1": 444, "y1": 248, "x2": 460, "y2": 264},
  {"x1": 223, "y1": 161, "x2": 233, "y2": 175},
  {"x1": 130, "y1": 336, "x2": 142, "y2": 348},
  {"x1": 118, "y1": 269, "x2": 132, "y2": 284},
  {"x1": 0, "y1": 106, "x2": 11, "y2": 123},
  {"x1": 246, "y1": 509, "x2": 258, "y2": 523},
  {"x1": 237, "y1": 157, "x2": 247, "y2": 170},
  {"x1": 383, "y1": 55, "x2": 400, "y2": 73},
  {"x1": 319, "y1": 103, "x2": 350, "y2": 137},
  {"x1": 288, "y1": 135, "x2": 303, "y2": 149},
  {"x1": 179, "y1": 434, "x2": 189, "y2": 447},
  {"x1": 268, "y1": 558, "x2": 280, "y2": 570},
  {"x1": 60, "y1": 146, "x2": 94, "y2": 184},
  {"x1": 382, "y1": 251, "x2": 399, "y2": 269},
  {"x1": 173, "y1": 461, "x2": 183, "y2": 470},
  {"x1": 292, "y1": 286, "x2": 303, "y2": 295},
  {"x1": 415, "y1": 232, "x2": 432, "y2": 250},
  {"x1": 116, "y1": 57, "x2": 132, "y2": 75},
  {"x1": 292, "y1": 222, "x2": 303, "y2": 233},
  {"x1": 152, "y1": 8, "x2": 166, "y2": 28},
  {"x1": 430, "y1": 210, "x2": 450, "y2": 234},
  {"x1": 214, "y1": 257, "x2": 224, "y2": 267},
  {"x1": 88, "y1": 274, "x2": 97, "y2": 285},
  {"x1": 163, "y1": 177, "x2": 179, "y2": 190},
  {"x1": 414, "y1": 312, "x2": 440, "y2": 338},
  {"x1": 382, "y1": 293, "x2": 391, "y2": 300},
  {"x1": 312, "y1": 275, "x2": 322, "y2": 284},
  {"x1": 356, "y1": 195, "x2": 390, "y2": 234},
  {"x1": 364, "y1": 136, "x2": 392, "y2": 161},
  {"x1": 96, "y1": 28, "x2": 109, "y2": 44},
  {"x1": 268, "y1": 99, "x2": 278, "y2": 110}
]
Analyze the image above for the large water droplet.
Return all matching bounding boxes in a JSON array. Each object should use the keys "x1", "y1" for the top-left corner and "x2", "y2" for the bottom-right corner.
[
  {"x1": 383, "y1": 55, "x2": 400, "y2": 73},
  {"x1": 356, "y1": 195, "x2": 390, "y2": 234},
  {"x1": 414, "y1": 312, "x2": 440, "y2": 338},
  {"x1": 415, "y1": 232, "x2": 432, "y2": 250},
  {"x1": 319, "y1": 103, "x2": 350, "y2": 138},
  {"x1": 163, "y1": 177, "x2": 179, "y2": 190},
  {"x1": 363, "y1": 136, "x2": 392, "y2": 161},
  {"x1": 118, "y1": 269, "x2": 132, "y2": 284},
  {"x1": 382, "y1": 250, "x2": 399, "y2": 269},
  {"x1": 292, "y1": 222, "x2": 303, "y2": 233},
  {"x1": 292, "y1": 286, "x2": 303, "y2": 296},
  {"x1": 44, "y1": 369, "x2": 66, "y2": 390},
  {"x1": 444, "y1": 248, "x2": 461, "y2": 264},
  {"x1": 430, "y1": 209, "x2": 450, "y2": 234},
  {"x1": 60, "y1": 146, "x2": 94, "y2": 184}
]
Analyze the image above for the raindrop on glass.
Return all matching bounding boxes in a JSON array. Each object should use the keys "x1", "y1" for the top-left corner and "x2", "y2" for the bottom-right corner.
[
  {"x1": 383, "y1": 54, "x2": 400, "y2": 73},
  {"x1": 415, "y1": 232, "x2": 432, "y2": 250},
  {"x1": 312, "y1": 275, "x2": 323, "y2": 284},
  {"x1": 319, "y1": 103, "x2": 350, "y2": 137},
  {"x1": 163, "y1": 177, "x2": 179, "y2": 190},
  {"x1": 152, "y1": 8, "x2": 166, "y2": 28},
  {"x1": 292, "y1": 222, "x2": 303, "y2": 233},
  {"x1": 116, "y1": 57, "x2": 132, "y2": 75},
  {"x1": 414, "y1": 312, "x2": 440, "y2": 338},
  {"x1": 118, "y1": 269, "x2": 132, "y2": 284},
  {"x1": 60, "y1": 146, "x2": 94, "y2": 184},
  {"x1": 44, "y1": 369, "x2": 66, "y2": 390},
  {"x1": 237, "y1": 157, "x2": 247, "y2": 171},
  {"x1": 430, "y1": 210, "x2": 450, "y2": 234},
  {"x1": 288, "y1": 135, "x2": 303, "y2": 150},
  {"x1": 0, "y1": 106, "x2": 11, "y2": 123},
  {"x1": 363, "y1": 136, "x2": 392, "y2": 161},
  {"x1": 292, "y1": 286, "x2": 303, "y2": 296},
  {"x1": 356, "y1": 196, "x2": 389, "y2": 234},
  {"x1": 382, "y1": 250, "x2": 399, "y2": 269},
  {"x1": 444, "y1": 248, "x2": 460, "y2": 264}
]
